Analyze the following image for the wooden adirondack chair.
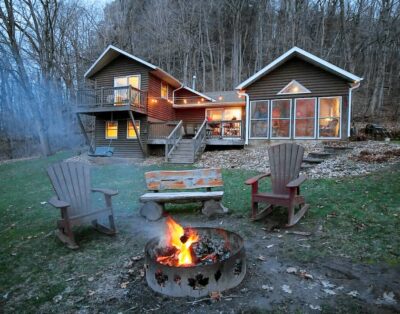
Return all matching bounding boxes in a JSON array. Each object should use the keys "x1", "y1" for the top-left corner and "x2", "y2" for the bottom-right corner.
[
  {"x1": 47, "y1": 162, "x2": 118, "y2": 249},
  {"x1": 245, "y1": 143, "x2": 310, "y2": 227}
]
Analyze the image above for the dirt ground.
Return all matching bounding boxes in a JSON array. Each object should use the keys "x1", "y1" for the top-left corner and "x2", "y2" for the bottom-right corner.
[{"x1": 42, "y1": 212, "x2": 400, "y2": 314}]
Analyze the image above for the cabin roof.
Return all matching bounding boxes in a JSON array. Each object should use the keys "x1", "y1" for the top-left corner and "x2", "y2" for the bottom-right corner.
[
  {"x1": 173, "y1": 90, "x2": 245, "y2": 108},
  {"x1": 84, "y1": 45, "x2": 181, "y2": 88},
  {"x1": 236, "y1": 47, "x2": 363, "y2": 90}
]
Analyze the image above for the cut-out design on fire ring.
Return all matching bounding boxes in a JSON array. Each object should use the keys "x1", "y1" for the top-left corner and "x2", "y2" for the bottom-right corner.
[
  {"x1": 155, "y1": 269, "x2": 168, "y2": 286},
  {"x1": 214, "y1": 270, "x2": 222, "y2": 282},
  {"x1": 174, "y1": 274, "x2": 181, "y2": 285},
  {"x1": 188, "y1": 273, "x2": 209, "y2": 289},
  {"x1": 234, "y1": 259, "x2": 242, "y2": 276}
]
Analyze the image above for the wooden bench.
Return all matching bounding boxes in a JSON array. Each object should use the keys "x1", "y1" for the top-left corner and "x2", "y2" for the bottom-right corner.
[{"x1": 139, "y1": 168, "x2": 228, "y2": 220}]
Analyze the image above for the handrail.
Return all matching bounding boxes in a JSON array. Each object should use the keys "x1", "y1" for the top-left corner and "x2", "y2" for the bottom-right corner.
[
  {"x1": 193, "y1": 119, "x2": 207, "y2": 160},
  {"x1": 165, "y1": 120, "x2": 183, "y2": 161}
]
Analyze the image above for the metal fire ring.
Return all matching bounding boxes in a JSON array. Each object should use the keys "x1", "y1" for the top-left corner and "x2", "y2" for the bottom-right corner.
[{"x1": 145, "y1": 227, "x2": 246, "y2": 298}]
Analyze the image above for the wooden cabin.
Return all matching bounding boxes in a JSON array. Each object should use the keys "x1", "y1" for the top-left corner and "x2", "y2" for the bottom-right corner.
[
  {"x1": 76, "y1": 46, "x2": 361, "y2": 162},
  {"x1": 236, "y1": 47, "x2": 362, "y2": 143},
  {"x1": 76, "y1": 45, "x2": 245, "y2": 162}
]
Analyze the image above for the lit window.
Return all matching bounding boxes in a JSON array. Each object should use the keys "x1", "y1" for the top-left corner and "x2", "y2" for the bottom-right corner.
[
  {"x1": 127, "y1": 120, "x2": 140, "y2": 139},
  {"x1": 271, "y1": 99, "x2": 291, "y2": 138},
  {"x1": 105, "y1": 121, "x2": 118, "y2": 139},
  {"x1": 278, "y1": 80, "x2": 311, "y2": 95},
  {"x1": 250, "y1": 101, "x2": 269, "y2": 138},
  {"x1": 295, "y1": 98, "x2": 316, "y2": 138},
  {"x1": 161, "y1": 82, "x2": 168, "y2": 99},
  {"x1": 206, "y1": 108, "x2": 242, "y2": 138},
  {"x1": 318, "y1": 97, "x2": 341, "y2": 138}
]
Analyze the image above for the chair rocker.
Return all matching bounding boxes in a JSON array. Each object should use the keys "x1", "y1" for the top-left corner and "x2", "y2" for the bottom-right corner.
[
  {"x1": 47, "y1": 162, "x2": 118, "y2": 249},
  {"x1": 245, "y1": 143, "x2": 310, "y2": 227}
]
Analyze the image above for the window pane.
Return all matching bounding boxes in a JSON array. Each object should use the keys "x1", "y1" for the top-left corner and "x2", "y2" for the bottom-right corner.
[
  {"x1": 161, "y1": 82, "x2": 168, "y2": 99},
  {"x1": 319, "y1": 97, "x2": 340, "y2": 138},
  {"x1": 251, "y1": 120, "x2": 269, "y2": 138},
  {"x1": 223, "y1": 108, "x2": 242, "y2": 121},
  {"x1": 207, "y1": 109, "x2": 223, "y2": 121},
  {"x1": 127, "y1": 121, "x2": 140, "y2": 139},
  {"x1": 295, "y1": 98, "x2": 315, "y2": 138},
  {"x1": 251, "y1": 101, "x2": 268, "y2": 119},
  {"x1": 279, "y1": 80, "x2": 310, "y2": 94},
  {"x1": 128, "y1": 76, "x2": 140, "y2": 89},
  {"x1": 106, "y1": 121, "x2": 118, "y2": 139},
  {"x1": 271, "y1": 119, "x2": 290, "y2": 137},
  {"x1": 272, "y1": 99, "x2": 290, "y2": 118}
]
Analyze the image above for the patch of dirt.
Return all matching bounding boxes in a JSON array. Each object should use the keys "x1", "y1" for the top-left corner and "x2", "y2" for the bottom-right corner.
[{"x1": 24, "y1": 214, "x2": 400, "y2": 314}]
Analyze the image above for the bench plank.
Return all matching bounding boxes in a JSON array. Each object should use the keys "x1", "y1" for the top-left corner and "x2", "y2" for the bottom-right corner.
[
  {"x1": 144, "y1": 169, "x2": 223, "y2": 191},
  {"x1": 140, "y1": 191, "x2": 224, "y2": 203}
]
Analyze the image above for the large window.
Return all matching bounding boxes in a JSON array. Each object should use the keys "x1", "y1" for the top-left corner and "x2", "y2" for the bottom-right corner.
[
  {"x1": 127, "y1": 120, "x2": 140, "y2": 139},
  {"x1": 161, "y1": 82, "x2": 168, "y2": 99},
  {"x1": 206, "y1": 108, "x2": 242, "y2": 138},
  {"x1": 250, "y1": 101, "x2": 269, "y2": 138},
  {"x1": 105, "y1": 121, "x2": 118, "y2": 139},
  {"x1": 318, "y1": 97, "x2": 341, "y2": 138},
  {"x1": 271, "y1": 99, "x2": 291, "y2": 138},
  {"x1": 113, "y1": 75, "x2": 141, "y2": 105},
  {"x1": 294, "y1": 98, "x2": 316, "y2": 138}
]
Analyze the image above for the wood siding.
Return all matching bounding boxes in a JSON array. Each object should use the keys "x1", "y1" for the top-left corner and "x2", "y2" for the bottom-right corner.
[
  {"x1": 147, "y1": 74, "x2": 175, "y2": 121},
  {"x1": 94, "y1": 112, "x2": 147, "y2": 158},
  {"x1": 245, "y1": 57, "x2": 350, "y2": 99},
  {"x1": 174, "y1": 89, "x2": 206, "y2": 105},
  {"x1": 91, "y1": 55, "x2": 150, "y2": 90},
  {"x1": 175, "y1": 108, "x2": 205, "y2": 125}
]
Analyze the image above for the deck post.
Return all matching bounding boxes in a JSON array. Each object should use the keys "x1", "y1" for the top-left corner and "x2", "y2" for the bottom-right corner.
[
  {"x1": 100, "y1": 87, "x2": 104, "y2": 107},
  {"x1": 76, "y1": 113, "x2": 94, "y2": 153},
  {"x1": 128, "y1": 111, "x2": 146, "y2": 156}
]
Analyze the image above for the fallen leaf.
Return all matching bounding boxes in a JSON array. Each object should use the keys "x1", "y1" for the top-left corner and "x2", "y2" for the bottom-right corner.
[
  {"x1": 285, "y1": 230, "x2": 311, "y2": 236},
  {"x1": 323, "y1": 289, "x2": 336, "y2": 295},
  {"x1": 261, "y1": 284, "x2": 274, "y2": 291},
  {"x1": 40, "y1": 201, "x2": 47, "y2": 205},
  {"x1": 120, "y1": 282, "x2": 129, "y2": 289},
  {"x1": 321, "y1": 280, "x2": 335, "y2": 288},
  {"x1": 88, "y1": 290, "x2": 96, "y2": 296},
  {"x1": 127, "y1": 269, "x2": 135, "y2": 275},
  {"x1": 210, "y1": 291, "x2": 222, "y2": 300},
  {"x1": 65, "y1": 277, "x2": 74, "y2": 282},
  {"x1": 347, "y1": 290, "x2": 359, "y2": 297},
  {"x1": 266, "y1": 244, "x2": 274, "y2": 249},
  {"x1": 282, "y1": 285, "x2": 292, "y2": 294},
  {"x1": 257, "y1": 255, "x2": 267, "y2": 261},
  {"x1": 131, "y1": 255, "x2": 143, "y2": 261},
  {"x1": 382, "y1": 291, "x2": 397, "y2": 304},
  {"x1": 87, "y1": 277, "x2": 94, "y2": 282},
  {"x1": 299, "y1": 270, "x2": 313, "y2": 280},
  {"x1": 286, "y1": 267, "x2": 297, "y2": 274},
  {"x1": 139, "y1": 268, "x2": 145, "y2": 277},
  {"x1": 124, "y1": 261, "x2": 133, "y2": 268}
]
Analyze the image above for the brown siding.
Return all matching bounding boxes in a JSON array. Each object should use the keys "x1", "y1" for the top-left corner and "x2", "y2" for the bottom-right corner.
[
  {"x1": 94, "y1": 112, "x2": 146, "y2": 158},
  {"x1": 90, "y1": 55, "x2": 150, "y2": 90},
  {"x1": 245, "y1": 57, "x2": 349, "y2": 99},
  {"x1": 174, "y1": 89, "x2": 207, "y2": 105},
  {"x1": 175, "y1": 108, "x2": 205, "y2": 125},
  {"x1": 147, "y1": 74, "x2": 175, "y2": 121}
]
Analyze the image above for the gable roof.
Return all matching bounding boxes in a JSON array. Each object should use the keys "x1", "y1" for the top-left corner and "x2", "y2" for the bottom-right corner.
[
  {"x1": 84, "y1": 45, "x2": 182, "y2": 88},
  {"x1": 236, "y1": 47, "x2": 363, "y2": 90},
  {"x1": 182, "y1": 86, "x2": 215, "y2": 102}
]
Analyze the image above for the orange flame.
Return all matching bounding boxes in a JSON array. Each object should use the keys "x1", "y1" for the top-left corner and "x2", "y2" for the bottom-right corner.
[{"x1": 157, "y1": 217, "x2": 199, "y2": 266}]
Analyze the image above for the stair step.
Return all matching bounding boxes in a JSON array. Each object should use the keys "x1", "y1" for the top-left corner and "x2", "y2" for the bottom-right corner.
[
  {"x1": 308, "y1": 152, "x2": 334, "y2": 159},
  {"x1": 303, "y1": 157, "x2": 325, "y2": 164},
  {"x1": 168, "y1": 159, "x2": 194, "y2": 164}
]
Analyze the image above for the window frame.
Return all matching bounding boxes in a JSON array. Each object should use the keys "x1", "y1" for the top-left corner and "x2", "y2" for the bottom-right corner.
[
  {"x1": 270, "y1": 98, "x2": 292, "y2": 139},
  {"x1": 249, "y1": 100, "x2": 270, "y2": 139},
  {"x1": 105, "y1": 120, "x2": 118, "y2": 139},
  {"x1": 277, "y1": 79, "x2": 311, "y2": 95},
  {"x1": 294, "y1": 97, "x2": 317, "y2": 139},
  {"x1": 126, "y1": 120, "x2": 141, "y2": 139},
  {"x1": 113, "y1": 75, "x2": 141, "y2": 106},
  {"x1": 317, "y1": 96, "x2": 342, "y2": 139},
  {"x1": 205, "y1": 107, "x2": 242, "y2": 138},
  {"x1": 161, "y1": 81, "x2": 169, "y2": 100}
]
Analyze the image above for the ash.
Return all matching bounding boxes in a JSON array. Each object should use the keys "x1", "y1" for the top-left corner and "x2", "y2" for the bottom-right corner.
[{"x1": 192, "y1": 234, "x2": 231, "y2": 265}]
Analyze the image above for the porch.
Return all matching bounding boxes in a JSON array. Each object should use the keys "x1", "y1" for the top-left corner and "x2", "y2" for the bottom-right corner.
[{"x1": 75, "y1": 86, "x2": 147, "y2": 114}]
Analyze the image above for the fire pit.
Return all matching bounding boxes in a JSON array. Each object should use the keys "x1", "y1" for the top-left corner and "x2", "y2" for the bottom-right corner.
[{"x1": 144, "y1": 217, "x2": 246, "y2": 297}]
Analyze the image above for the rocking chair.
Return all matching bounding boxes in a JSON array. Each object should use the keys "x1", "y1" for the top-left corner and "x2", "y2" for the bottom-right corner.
[
  {"x1": 245, "y1": 143, "x2": 309, "y2": 227},
  {"x1": 47, "y1": 162, "x2": 118, "y2": 249}
]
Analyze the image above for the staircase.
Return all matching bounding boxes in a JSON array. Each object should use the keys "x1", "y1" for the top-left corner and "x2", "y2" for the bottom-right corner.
[
  {"x1": 301, "y1": 144, "x2": 353, "y2": 170},
  {"x1": 168, "y1": 139, "x2": 196, "y2": 164}
]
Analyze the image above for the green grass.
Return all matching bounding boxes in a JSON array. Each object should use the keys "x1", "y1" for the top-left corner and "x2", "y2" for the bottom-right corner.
[{"x1": 0, "y1": 152, "x2": 399, "y2": 311}]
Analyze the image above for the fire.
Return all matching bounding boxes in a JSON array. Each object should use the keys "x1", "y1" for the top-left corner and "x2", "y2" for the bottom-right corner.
[{"x1": 157, "y1": 217, "x2": 199, "y2": 266}]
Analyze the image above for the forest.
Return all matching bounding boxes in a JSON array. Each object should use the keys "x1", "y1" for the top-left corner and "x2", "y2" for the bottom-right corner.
[{"x1": 0, "y1": 0, "x2": 399, "y2": 157}]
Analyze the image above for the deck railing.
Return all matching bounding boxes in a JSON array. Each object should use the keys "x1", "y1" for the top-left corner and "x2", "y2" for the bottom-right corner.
[
  {"x1": 148, "y1": 121, "x2": 179, "y2": 139},
  {"x1": 165, "y1": 120, "x2": 183, "y2": 161},
  {"x1": 207, "y1": 120, "x2": 242, "y2": 138},
  {"x1": 76, "y1": 86, "x2": 147, "y2": 112},
  {"x1": 193, "y1": 119, "x2": 207, "y2": 160}
]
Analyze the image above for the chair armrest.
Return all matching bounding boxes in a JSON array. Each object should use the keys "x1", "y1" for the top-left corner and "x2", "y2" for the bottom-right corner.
[
  {"x1": 92, "y1": 188, "x2": 119, "y2": 196},
  {"x1": 48, "y1": 196, "x2": 70, "y2": 208},
  {"x1": 287, "y1": 174, "x2": 307, "y2": 188},
  {"x1": 245, "y1": 172, "x2": 271, "y2": 185}
]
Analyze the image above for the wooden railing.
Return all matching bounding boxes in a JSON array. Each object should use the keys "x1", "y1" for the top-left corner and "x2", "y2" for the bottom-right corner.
[
  {"x1": 207, "y1": 120, "x2": 242, "y2": 138},
  {"x1": 76, "y1": 86, "x2": 147, "y2": 112},
  {"x1": 165, "y1": 120, "x2": 183, "y2": 161},
  {"x1": 148, "y1": 121, "x2": 179, "y2": 139},
  {"x1": 193, "y1": 119, "x2": 207, "y2": 160}
]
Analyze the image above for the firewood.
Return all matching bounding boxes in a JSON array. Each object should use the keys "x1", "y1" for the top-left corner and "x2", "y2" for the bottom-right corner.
[
  {"x1": 202, "y1": 200, "x2": 228, "y2": 217},
  {"x1": 139, "y1": 201, "x2": 164, "y2": 221}
]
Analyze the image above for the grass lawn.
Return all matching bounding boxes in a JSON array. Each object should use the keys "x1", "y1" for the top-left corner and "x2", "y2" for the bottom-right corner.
[{"x1": 0, "y1": 152, "x2": 399, "y2": 312}]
